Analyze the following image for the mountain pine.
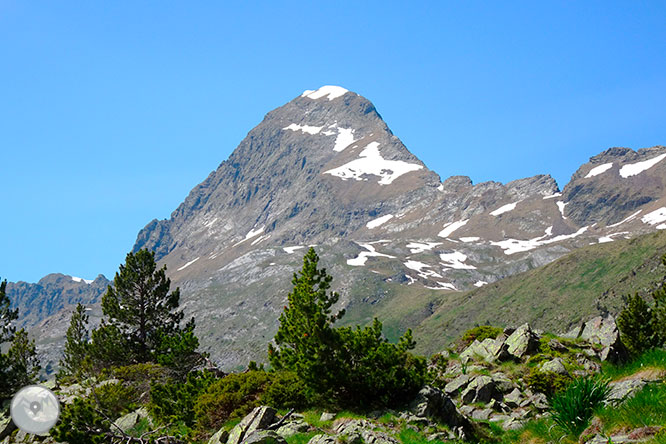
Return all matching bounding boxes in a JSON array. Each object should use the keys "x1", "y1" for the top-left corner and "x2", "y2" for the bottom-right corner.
[{"x1": 58, "y1": 303, "x2": 90, "y2": 381}]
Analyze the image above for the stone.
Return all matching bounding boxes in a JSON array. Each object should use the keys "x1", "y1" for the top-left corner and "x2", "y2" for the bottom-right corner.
[
  {"x1": 0, "y1": 415, "x2": 15, "y2": 441},
  {"x1": 627, "y1": 426, "x2": 662, "y2": 440},
  {"x1": 208, "y1": 428, "x2": 230, "y2": 444},
  {"x1": 528, "y1": 393, "x2": 549, "y2": 410},
  {"x1": 547, "y1": 339, "x2": 568, "y2": 353},
  {"x1": 113, "y1": 407, "x2": 151, "y2": 433},
  {"x1": 540, "y1": 357, "x2": 569, "y2": 376},
  {"x1": 307, "y1": 435, "x2": 337, "y2": 444},
  {"x1": 460, "y1": 375, "x2": 500, "y2": 404},
  {"x1": 605, "y1": 379, "x2": 647, "y2": 405},
  {"x1": 487, "y1": 399, "x2": 510, "y2": 413},
  {"x1": 573, "y1": 316, "x2": 629, "y2": 364},
  {"x1": 408, "y1": 385, "x2": 479, "y2": 440},
  {"x1": 228, "y1": 406, "x2": 277, "y2": 444},
  {"x1": 320, "y1": 412, "x2": 336, "y2": 422},
  {"x1": 502, "y1": 418, "x2": 524, "y2": 431},
  {"x1": 332, "y1": 420, "x2": 398, "y2": 444},
  {"x1": 491, "y1": 372, "x2": 514, "y2": 393},
  {"x1": 505, "y1": 324, "x2": 540, "y2": 359},
  {"x1": 503, "y1": 388, "x2": 523, "y2": 408},
  {"x1": 471, "y1": 408, "x2": 493, "y2": 421},
  {"x1": 444, "y1": 374, "x2": 472, "y2": 396},
  {"x1": 459, "y1": 337, "x2": 509, "y2": 363},
  {"x1": 427, "y1": 432, "x2": 453, "y2": 442},
  {"x1": 276, "y1": 420, "x2": 310, "y2": 438},
  {"x1": 242, "y1": 430, "x2": 287, "y2": 444}
]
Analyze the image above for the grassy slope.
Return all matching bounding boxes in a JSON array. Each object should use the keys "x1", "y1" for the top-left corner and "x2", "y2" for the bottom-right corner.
[{"x1": 414, "y1": 230, "x2": 666, "y2": 356}]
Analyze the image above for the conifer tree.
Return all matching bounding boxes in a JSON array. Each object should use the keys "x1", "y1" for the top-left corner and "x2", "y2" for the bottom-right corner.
[
  {"x1": 651, "y1": 254, "x2": 666, "y2": 345},
  {"x1": 6, "y1": 329, "x2": 41, "y2": 390},
  {"x1": 617, "y1": 292, "x2": 659, "y2": 356},
  {"x1": 58, "y1": 303, "x2": 90, "y2": 381},
  {"x1": 0, "y1": 279, "x2": 18, "y2": 343}
]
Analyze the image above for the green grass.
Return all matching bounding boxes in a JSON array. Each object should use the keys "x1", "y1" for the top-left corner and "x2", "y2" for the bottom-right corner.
[
  {"x1": 601, "y1": 348, "x2": 666, "y2": 380},
  {"x1": 398, "y1": 428, "x2": 452, "y2": 444},
  {"x1": 597, "y1": 383, "x2": 666, "y2": 431},
  {"x1": 300, "y1": 409, "x2": 366, "y2": 429},
  {"x1": 285, "y1": 432, "x2": 319, "y2": 444},
  {"x1": 549, "y1": 377, "x2": 611, "y2": 437}
]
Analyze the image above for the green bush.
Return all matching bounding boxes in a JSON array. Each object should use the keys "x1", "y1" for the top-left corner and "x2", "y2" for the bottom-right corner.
[
  {"x1": 461, "y1": 325, "x2": 503, "y2": 347},
  {"x1": 548, "y1": 376, "x2": 611, "y2": 437},
  {"x1": 94, "y1": 381, "x2": 139, "y2": 419},
  {"x1": 51, "y1": 398, "x2": 107, "y2": 444},
  {"x1": 617, "y1": 293, "x2": 659, "y2": 356},
  {"x1": 194, "y1": 370, "x2": 271, "y2": 431},
  {"x1": 261, "y1": 370, "x2": 309, "y2": 410},
  {"x1": 149, "y1": 369, "x2": 217, "y2": 427},
  {"x1": 525, "y1": 369, "x2": 571, "y2": 397}
]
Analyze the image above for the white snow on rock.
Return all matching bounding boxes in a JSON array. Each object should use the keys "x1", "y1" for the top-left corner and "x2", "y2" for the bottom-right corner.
[
  {"x1": 608, "y1": 210, "x2": 642, "y2": 228},
  {"x1": 283, "y1": 123, "x2": 323, "y2": 135},
  {"x1": 404, "y1": 260, "x2": 443, "y2": 279},
  {"x1": 251, "y1": 234, "x2": 271, "y2": 246},
  {"x1": 598, "y1": 236, "x2": 614, "y2": 243},
  {"x1": 438, "y1": 219, "x2": 468, "y2": 238},
  {"x1": 405, "y1": 275, "x2": 416, "y2": 285},
  {"x1": 301, "y1": 85, "x2": 349, "y2": 100},
  {"x1": 366, "y1": 214, "x2": 394, "y2": 229},
  {"x1": 425, "y1": 282, "x2": 457, "y2": 291},
  {"x1": 71, "y1": 276, "x2": 93, "y2": 284},
  {"x1": 545, "y1": 226, "x2": 553, "y2": 236},
  {"x1": 490, "y1": 226, "x2": 589, "y2": 255},
  {"x1": 620, "y1": 153, "x2": 666, "y2": 178},
  {"x1": 333, "y1": 127, "x2": 356, "y2": 152},
  {"x1": 437, "y1": 184, "x2": 444, "y2": 191},
  {"x1": 543, "y1": 193, "x2": 562, "y2": 200},
  {"x1": 283, "y1": 246, "x2": 305, "y2": 254},
  {"x1": 658, "y1": 224, "x2": 666, "y2": 230},
  {"x1": 641, "y1": 207, "x2": 666, "y2": 226},
  {"x1": 490, "y1": 201, "x2": 519, "y2": 216},
  {"x1": 585, "y1": 162, "x2": 614, "y2": 179},
  {"x1": 474, "y1": 281, "x2": 488, "y2": 287},
  {"x1": 177, "y1": 257, "x2": 200, "y2": 271},
  {"x1": 439, "y1": 251, "x2": 476, "y2": 270},
  {"x1": 245, "y1": 226, "x2": 264, "y2": 240},
  {"x1": 406, "y1": 242, "x2": 441, "y2": 254},
  {"x1": 324, "y1": 142, "x2": 423, "y2": 185},
  {"x1": 556, "y1": 201, "x2": 568, "y2": 219},
  {"x1": 459, "y1": 237, "x2": 481, "y2": 243},
  {"x1": 347, "y1": 243, "x2": 395, "y2": 266}
]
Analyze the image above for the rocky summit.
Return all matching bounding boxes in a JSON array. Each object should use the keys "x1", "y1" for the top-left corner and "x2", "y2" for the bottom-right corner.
[{"x1": 9, "y1": 86, "x2": 666, "y2": 371}]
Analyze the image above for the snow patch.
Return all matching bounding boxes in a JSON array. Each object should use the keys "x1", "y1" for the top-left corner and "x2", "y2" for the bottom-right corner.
[
  {"x1": 245, "y1": 226, "x2": 264, "y2": 240},
  {"x1": 543, "y1": 193, "x2": 562, "y2": 200},
  {"x1": 366, "y1": 214, "x2": 394, "y2": 229},
  {"x1": 333, "y1": 127, "x2": 356, "y2": 152},
  {"x1": 585, "y1": 163, "x2": 613, "y2": 178},
  {"x1": 405, "y1": 275, "x2": 416, "y2": 285},
  {"x1": 474, "y1": 281, "x2": 488, "y2": 287},
  {"x1": 658, "y1": 224, "x2": 666, "y2": 230},
  {"x1": 598, "y1": 237, "x2": 614, "y2": 243},
  {"x1": 324, "y1": 142, "x2": 423, "y2": 185},
  {"x1": 438, "y1": 219, "x2": 468, "y2": 238},
  {"x1": 404, "y1": 260, "x2": 443, "y2": 279},
  {"x1": 283, "y1": 246, "x2": 305, "y2": 254},
  {"x1": 251, "y1": 234, "x2": 271, "y2": 246},
  {"x1": 301, "y1": 86, "x2": 349, "y2": 100},
  {"x1": 425, "y1": 282, "x2": 457, "y2": 291},
  {"x1": 437, "y1": 184, "x2": 444, "y2": 191},
  {"x1": 406, "y1": 242, "x2": 441, "y2": 254},
  {"x1": 283, "y1": 123, "x2": 323, "y2": 135},
  {"x1": 642, "y1": 207, "x2": 666, "y2": 226},
  {"x1": 347, "y1": 243, "x2": 395, "y2": 266},
  {"x1": 439, "y1": 251, "x2": 476, "y2": 270},
  {"x1": 556, "y1": 201, "x2": 568, "y2": 219},
  {"x1": 177, "y1": 257, "x2": 200, "y2": 271},
  {"x1": 490, "y1": 201, "x2": 519, "y2": 216},
  {"x1": 490, "y1": 226, "x2": 589, "y2": 255},
  {"x1": 459, "y1": 237, "x2": 480, "y2": 243},
  {"x1": 620, "y1": 153, "x2": 666, "y2": 178},
  {"x1": 71, "y1": 276, "x2": 93, "y2": 284}
]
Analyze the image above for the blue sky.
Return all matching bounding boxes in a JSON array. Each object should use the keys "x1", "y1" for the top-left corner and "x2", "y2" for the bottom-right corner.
[{"x1": 1, "y1": 1, "x2": 665, "y2": 283}]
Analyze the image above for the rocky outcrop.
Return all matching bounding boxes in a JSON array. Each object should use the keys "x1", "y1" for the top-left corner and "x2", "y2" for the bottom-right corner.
[{"x1": 567, "y1": 315, "x2": 629, "y2": 364}]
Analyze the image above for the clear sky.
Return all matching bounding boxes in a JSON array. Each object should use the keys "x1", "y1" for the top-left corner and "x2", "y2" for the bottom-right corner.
[{"x1": 1, "y1": 1, "x2": 665, "y2": 283}]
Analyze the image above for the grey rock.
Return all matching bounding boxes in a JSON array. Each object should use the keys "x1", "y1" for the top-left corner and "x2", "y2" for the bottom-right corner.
[
  {"x1": 528, "y1": 393, "x2": 549, "y2": 410},
  {"x1": 307, "y1": 435, "x2": 338, "y2": 444},
  {"x1": 471, "y1": 408, "x2": 493, "y2": 421},
  {"x1": 503, "y1": 388, "x2": 523, "y2": 408},
  {"x1": 539, "y1": 357, "x2": 569, "y2": 376},
  {"x1": 491, "y1": 372, "x2": 514, "y2": 393},
  {"x1": 502, "y1": 418, "x2": 525, "y2": 431},
  {"x1": 572, "y1": 316, "x2": 629, "y2": 364},
  {"x1": 320, "y1": 412, "x2": 336, "y2": 422},
  {"x1": 444, "y1": 374, "x2": 471, "y2": 396},
  {"x1": 208, "y1": 428, "x2": 230, "y2": 444},
  {"x1": 242, "y1": 430, "x2": 287, "y2": 444},
  {"x1": 113, "y1": 407, "x2": 151, "y2": 433},
  {"x1": 276, "y1": 420, "x2": 309, "y2": 438},
  {"x1": 228, "y1": 406, "x2": 277, "y2": 444},
  {"x1": 505, "y1": 324, "x2": 540, "y2": 359},
  {"x1": 606, "y1": 379, "x2": 647, "y2": 405},
  {"x1": 0, "y1": 415, "x2": 15, "y2": 441},
  {"x1": 460, "y1": 375, "x2": 499, "y2": 404},
  {"x1": 408, "y1": 385, "x2": 478, "y2": 440}
]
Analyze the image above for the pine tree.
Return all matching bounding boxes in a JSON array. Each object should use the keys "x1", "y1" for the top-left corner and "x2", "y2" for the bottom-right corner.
[
  {"x1": 0, "y1": 279, "x2": 18, "y2": 343},
  {"x1": 651, "y1": 254, "x2": 666, "y2": 345},
  {"x1": 268, "y1": 248, "x2": 345, "y2": 397},
  {"x1": 58, "y1": 303, "x2": 90, "y2": 381},
  {"x1": 6, "y1": 329, "x2": 41, "y2": 389},
  {"x1": 617, "y1": 292, "x2": 658, "y2": 356}
]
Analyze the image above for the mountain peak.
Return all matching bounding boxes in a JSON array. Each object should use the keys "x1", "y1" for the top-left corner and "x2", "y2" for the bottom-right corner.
[{"x1": 300, "y1": 85, "x2": 351, "y2": 101}]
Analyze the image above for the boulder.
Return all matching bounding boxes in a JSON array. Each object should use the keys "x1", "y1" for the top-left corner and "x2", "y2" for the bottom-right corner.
[
  {"x1": 320, "y1": 412, "x2": 336, "y2": 422},
  {"x1": 503, "y1": 388, "x2": 523, "y2": 408},
  {"x1": 505, "y1": 324, "x2": 540, "y2": 359},
  {"x1": 228, "y1": 406, "x2": 277, "y2": 444},
  {"x1": 333, "y1": 420, "x2": 399, "y2": 444},
  {"x1": 540, "y1": 357, "x2": 569, "y2": 376},
  {"x1": 113, "y1": 407, "x2": 151, "y2": 433},
  {"x1": 0, "y1": 414, "x2": 16, "y2": 441},
  {"x1": 444, "y1": 374, "x2": 471, "y2": 396},
  {"x1": 460, "y1": 375, "x2": 500, "y2": 404},
  {"x1": 491, "y1": 372, "x2": 515, "y2": 393},
  {"x1": 208, "y1": 428, "x2": 230, "y2": 444},
  {"x1": 471, "y1": 408, "x2": 493, "y2": 421},
  {"x1": 571, "y1": 316, "x2": 629, "y2": 364},
  {"x1": 408, "y1": 385, "x2": 479, "y2": 441},
  {"x1": 460, "y1": 337, "x2": 509, "y2": 363},
  {"x1": 307, "y1": 435, "x2": 337, "y2": 444},
  {"x1": 605, "y1": 379, "x2": 647, "y2": 405},
  {"x1": 242, "y1": 430, "x2": 287, "y2": 444},
  {"x1": 276, "y1": 420, "x2": 309, "y2": 438}
]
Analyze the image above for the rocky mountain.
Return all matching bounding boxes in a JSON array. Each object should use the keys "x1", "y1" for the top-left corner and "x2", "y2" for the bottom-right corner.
[{"x1": 11, "y1": 86, "x2": 666, "y2": 372}]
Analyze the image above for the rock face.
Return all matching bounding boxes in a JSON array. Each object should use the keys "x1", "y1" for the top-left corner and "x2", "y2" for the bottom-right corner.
[
  {"x1": 568, "y1": 315, "x2": 629, "y2": 364},
  {"x1": 408, "y1": 385, "x2": 478, "y2": 440},
  {"x1": 227, "y1": 406, "x2": 277, "y2": 444},
  {"x1": 14, "y1": 85, "x2": 666, "y2": 370}
]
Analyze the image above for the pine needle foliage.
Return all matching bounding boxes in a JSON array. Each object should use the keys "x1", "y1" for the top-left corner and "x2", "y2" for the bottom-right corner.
[{"x1": 58, "y1": 303, "x2": 90, "y2": 382}]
